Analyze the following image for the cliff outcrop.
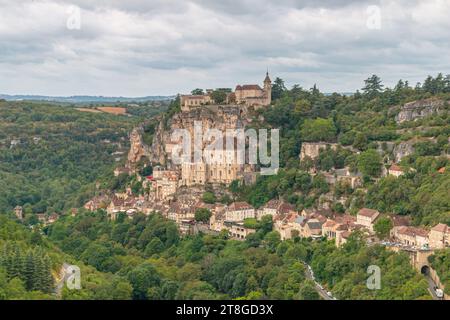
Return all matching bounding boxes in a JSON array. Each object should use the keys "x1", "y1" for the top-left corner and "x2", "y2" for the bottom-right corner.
[{"x1": 395, "y1": 98, "x2": 445, "y2": 124}]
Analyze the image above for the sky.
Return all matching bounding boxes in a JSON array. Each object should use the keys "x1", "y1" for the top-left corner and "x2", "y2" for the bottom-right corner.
[{"x1": 0, "y1": 0, "x2": 449, "y2": 96}]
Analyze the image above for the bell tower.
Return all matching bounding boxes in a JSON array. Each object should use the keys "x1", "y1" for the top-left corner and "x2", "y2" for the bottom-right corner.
[{"x1": 263, "y1": 71, "x2": 272, "y2": 105}]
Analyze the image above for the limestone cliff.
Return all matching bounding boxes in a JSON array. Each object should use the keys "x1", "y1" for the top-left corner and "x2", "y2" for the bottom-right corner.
[
  {"x1": 149, "y1": 105, "x2": 249, "y2": 168},
  {"x1": 300, "y1": 142, "x2": 338, "y2": 161},
  {"x1": 127, "y1": 127, "x2": 151, "y2": 166},
  {"x1": 395, "y1": 98, "x2": 445, "y2": 124}
]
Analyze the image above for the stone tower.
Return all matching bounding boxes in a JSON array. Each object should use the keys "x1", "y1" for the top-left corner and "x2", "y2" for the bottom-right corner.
[{"x1": 263, "y1": 71, "x2": 272, "y2": 105}]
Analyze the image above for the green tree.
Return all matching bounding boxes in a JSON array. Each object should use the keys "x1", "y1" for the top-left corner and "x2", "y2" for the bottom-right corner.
[
  {"x1": 271, "y1": 77, "x2": 286, "y2": 101},
  {"x1": 358, "y1": 149, "x2": 382, "y2": 177},
  {"x1": 210, "y1": 90, "x2": 227, "y2": 104},
  {"x1": 301, "y1": 118, "x2": 336, "y2": 142},
  {"x1": 297, "y1": 280, "x2": 320, "y2": 300},
  {"x1": 194, "y1": 208, "x2": 212, "y2": 223},
  {"x1": 373, "y1": 217, "x2": 393, "y2": 239},
  {"x1": 362, "y1": 75, "x2": 384, "y2": 99},
  {"x1": 202, "y1": 192, "x2": 217, "y2": 204},
  {"x1": 191, "y1": 88, "x2": 204, "y2": 95}
]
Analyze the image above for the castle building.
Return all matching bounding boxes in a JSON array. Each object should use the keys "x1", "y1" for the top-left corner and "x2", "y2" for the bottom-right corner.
[
  {"x1": 180, "y1": 72, "x2": 272, "y2": 112},
  {"x1": 235, "y1": 72, "x2": 272, "y2": 109}
]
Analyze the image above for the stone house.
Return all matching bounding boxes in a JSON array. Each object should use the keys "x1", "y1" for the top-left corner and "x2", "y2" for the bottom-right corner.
[
  {"x1": 224, "y1": 221, "x2": 256, "y2": 240},
  {"x1": 149, "y1": 169, "x2": 179, "y2": 202},
  {"x1": 180, "y1": 94, "x2": 212, "y2": 111},
  {"x1": 428, "y1": 223, "x2": 450, "y2": 249},
  {"x1": 225, "y1": 202, "x2": 255, "y2": 221},
  {"x1": 388, "y1": 164, "x2": 405, "y2": 177},
  {"x1": 393, "y1": 226, "x2": 429, "y2": 247},
  {"x1": 257, "y1": 200, "x2": 297, "y2": 220},
  {"x1": 356, "y1": 208, "x2": 381, "y2": 232},
  {"x1": 273, "y1": 212, "x2": 299, "y2": 240}
]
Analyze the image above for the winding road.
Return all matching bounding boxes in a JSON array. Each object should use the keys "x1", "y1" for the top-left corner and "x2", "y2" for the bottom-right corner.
[{"x1": 303, "y1": 262, "x2": 335, "y2": 300}]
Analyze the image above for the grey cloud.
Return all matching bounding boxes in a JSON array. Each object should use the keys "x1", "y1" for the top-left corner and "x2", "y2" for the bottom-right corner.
[{"x1": 0, "y1": 0, "x2": 449, "y2": 96}]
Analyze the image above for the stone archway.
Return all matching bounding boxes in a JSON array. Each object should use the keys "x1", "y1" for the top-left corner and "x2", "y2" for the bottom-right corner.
[{"x1": 421, "y1": 265, "x2": 430, "y2": 276}]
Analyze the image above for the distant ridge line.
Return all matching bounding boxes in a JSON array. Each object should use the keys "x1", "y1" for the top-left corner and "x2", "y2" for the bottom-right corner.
[{"x1": 0, "y1": 94, "x2": 175, "y2": 103}]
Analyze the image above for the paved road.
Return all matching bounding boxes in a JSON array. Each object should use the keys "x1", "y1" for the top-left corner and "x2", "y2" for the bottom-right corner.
[
  {"x1": 303, "y1": 263, "x2": 334, "y2": 300},
  {"x1": 424, "y1": 274, "x2": 442, "y2": 300}
]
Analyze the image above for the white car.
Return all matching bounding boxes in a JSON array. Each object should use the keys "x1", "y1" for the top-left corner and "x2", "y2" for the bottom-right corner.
[
  {"x1": 436, "y1": 289, "x2": 444, "y2": 298},
  {"x1": 327, "y1": 291, "x2": 333, "y2": 297}
]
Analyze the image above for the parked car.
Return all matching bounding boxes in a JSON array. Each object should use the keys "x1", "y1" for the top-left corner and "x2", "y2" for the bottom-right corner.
[{"x1": 436, "y1": 288, "x2": 444, "y2": 299}]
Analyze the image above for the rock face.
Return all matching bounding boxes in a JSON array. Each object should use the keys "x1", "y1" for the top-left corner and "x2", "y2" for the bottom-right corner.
[
  {"x1": 300, "y1": 142, "x2": 338, "y2": 161},
  {"x1": 395, "y1": 98, "x2": 445, "y2": 124},
  {"x1": 393, "y1": 140, "x2": 415, "y2": 162},
  {"x1": 150, "y1": 105, "x2": 249, "y2": 167},
  {"x1": 147, "y1": 104, "x2": 256, "y2": 186},
  {"x1": 127, "y1": 127, "x2": 150, "y2": 165}
]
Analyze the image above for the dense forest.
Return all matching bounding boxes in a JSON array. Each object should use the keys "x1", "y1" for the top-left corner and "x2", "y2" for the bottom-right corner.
[
  {"x1": 0, "y1": 101, "x2": 167, "y2": 217},
  {"x1": 43, "y1": 211, "x2": 431, "y2": 300}
]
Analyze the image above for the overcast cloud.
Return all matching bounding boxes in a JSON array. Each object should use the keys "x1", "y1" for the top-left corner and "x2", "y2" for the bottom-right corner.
[{"x1": 0, "y1": 0, "x2": 449, "y2": 96}]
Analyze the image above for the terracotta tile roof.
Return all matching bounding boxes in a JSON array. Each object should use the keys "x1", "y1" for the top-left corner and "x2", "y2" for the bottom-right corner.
[
  {"x1": 397, "y1": 226, "x2": 429, "y2": 238},
  {"x1": 335, "y1": 214, "x2": 356, "y2": 224},
  {"x1": 358, "y1": 208, "x2": 380, "y2": 219},
  {"x1": 336, "y1": 224, "x2": 349, "y2": 231},
  {"x1": 278, "y1": 203, "x2": 296, "y2": 214},
  {"x1": 431, "y1": 223, "x2": 449, "y2": 233},
  {"x1": 229, "y1": 201, "x2": 253, "y2": 211},
  {"x1": 183, "y1": 95, "x2": 207, "y2": 99},
  {"x1": 264, "y1": 199, "x2": 281, "y2": 209},
  {"x1": 323, "y1": 220, "x2": 337, "y2": 228},
  {"x1": 389, "y1": 214, "x2": 411, "y2": 227},
  {"x1": 235, "y1": 84, "x2": 262, "y2": 91},
  {"x1": 389, "y1": 164, "x2": 404, "y2": 172},
  {"x1": 438, "y1": 167, "x2": 446, "y2": 174}
]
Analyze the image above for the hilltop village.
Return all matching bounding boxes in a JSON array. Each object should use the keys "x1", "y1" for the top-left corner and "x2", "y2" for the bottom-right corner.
[
  {"x1": 68, "y1": 74, "x2": 450, "y2": 255},
  {"x1": 3, "y1": 73, "x2": 449, "y2": 301}
]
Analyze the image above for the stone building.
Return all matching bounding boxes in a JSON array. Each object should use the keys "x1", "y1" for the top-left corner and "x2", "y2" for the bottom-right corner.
[
  {"x1": 234, "y1": 72, "x2": 272, "y2": 109},
  {"x1": 388, "y1": 164, "x2": 405, "y2": 177},
  {"x1": 256, "y1": 200, "x2": 297, "y2": 220},
  {"x1": 428, "y1": 223, "x2": 450, "y2": 249},
  {"x1": 393, "y1": 226, "x2": 429, "y2": 247},
  {"x1": 224, "y1": 221, "x2": 256, "y2": 240},
  {"x1": 225, "y1": 202, "x2": 255, "y2": 221},
  {"x1": 180, "y1": 94, "x2": 212, "y2": 111},
  {"x1": 149, "y1": 167, "x2": 179, "y2": 202},
  {"x1": 180, "y1": 72, "x2": 272, "y2": 112},
  {"x1": 356, "y1": 208, "x2": 380, "y2": 232}
]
